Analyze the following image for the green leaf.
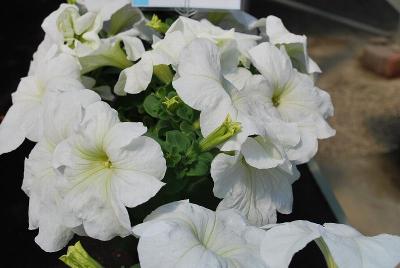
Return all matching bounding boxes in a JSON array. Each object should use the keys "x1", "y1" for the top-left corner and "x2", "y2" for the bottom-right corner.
[
  {"x1": 176, "y1": 105, "x2": 194, "y2": 122},
  {"x1": 152, "y1": 120, "x2": 171, "y2": 137},
  {"x1": 179, "y1": 121, "x2": 193, "y2": 133},
  {"x1": 164, "y1": 146, "x2": 182, "y2": 167},
  {"x1": 165, "y1": 131, "x2": 191, "y2": 153},
  {"x1": 163, "y1": 173, "x2": 189, "y2": 194},
  {"x1": 108, "y1": 6, "x2": 144, "y2": 36},
  {"x1": 186, "y1": 152, "x2": 213, "y2": 177},
  {"x1": 143, "y1": 94, "x2": 163, "y2": 118}
]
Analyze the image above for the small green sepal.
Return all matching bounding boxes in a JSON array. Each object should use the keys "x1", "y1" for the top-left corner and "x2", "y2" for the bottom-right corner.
[
  {"x1": 59, "y1": 241, "x2": 103, "y2": 268},
  {"x1": 147, "y1": 15, "x2": 170, "y2": 34},
  {"x1": 199, "y1": 115, "x2": 241, "y2": 152}
]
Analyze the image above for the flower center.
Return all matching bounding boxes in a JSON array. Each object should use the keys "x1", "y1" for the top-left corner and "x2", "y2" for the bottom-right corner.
[
  {"x1": 103, "y1": 159, "x2": 113, "y2": 169},
  {"x1": 272, "y1": 85, "x2": 288, "y2": 108},
  {"x1": 272, "y1": 94, "x2": 281, "y2": 107}
]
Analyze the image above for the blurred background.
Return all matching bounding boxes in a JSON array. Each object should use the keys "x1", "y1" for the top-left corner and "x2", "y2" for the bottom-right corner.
[{"x1": 0, "y1": 0, "x2": 399, "y2": 267}]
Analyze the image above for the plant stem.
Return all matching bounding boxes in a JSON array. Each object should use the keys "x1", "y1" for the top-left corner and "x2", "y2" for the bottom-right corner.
[{"x1": 315, "y1": 238, "x2": 338, "y2": 268}]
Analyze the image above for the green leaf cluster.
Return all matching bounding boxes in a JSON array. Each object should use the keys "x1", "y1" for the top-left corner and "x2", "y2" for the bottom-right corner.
[{"x1": 141, "y1": 83, "x2": 215, "y2": 194}]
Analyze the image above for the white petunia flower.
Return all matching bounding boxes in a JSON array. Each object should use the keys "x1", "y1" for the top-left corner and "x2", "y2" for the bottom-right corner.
[
  {"x1": 132, "y1": 200, "x2": 267, "y2": 268},
  {"x1": 0, "y1": 50, "x2": 84, "y2": 155},
  {"x1": 114, "y1": 30, "x2": 187, "y2": 95},
  {"x1": 211, "y1": 153, "x2": 299, "y2": 226},
  {"x1": 173, "y1": 38, "x2": 262, "y2": 152},
  {"x1": 28, "y1": 35, "x2": 57, "y2": 76},
  {"x1": 42, "y1": 4, "x2": 103, "y2": 57},
  {"x1": 115, "y1": 16, "x2": 260, "y2": 95},
  {"x1": 79, "y1": 30, "x2": 145, "y2": 74},
  {"x1": 261, "y1": 220, "x2": 400, "y2": 268},
  {"x1": 251, "y1": 15, "x2": 321, "y2": 74},
  {"x1": 22, "y1": 89, "x2": 101, "y2": 252},
  {"x1": 77, "y1": 0, "x2": 130, "y2": 22},
  {"x1": 167, "y1": 16, "x2": 260, "y2": 64},
  {"x1": 248, "y1": 42, "x2": 335, "y2": 164},
  {"x1": 53, "y1": 101, "x2": 166, "y2": 240}
]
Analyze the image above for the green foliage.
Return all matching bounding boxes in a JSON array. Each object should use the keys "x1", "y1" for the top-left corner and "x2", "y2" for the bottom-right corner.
[{"x1": 139, "y1": 82, "x2": 215, "y2": 195}]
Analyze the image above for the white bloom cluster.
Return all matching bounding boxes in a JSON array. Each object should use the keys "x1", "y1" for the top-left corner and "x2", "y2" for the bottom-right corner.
[
  {"x1": 0, "y1": 2, "x2": 399, "y2": 267},
  {"x1": 1, "y1": 1, "x2": 166, "y2": 252},
  {"x1": 170, "y1": 17, "x2": 334, "y2": 226}
]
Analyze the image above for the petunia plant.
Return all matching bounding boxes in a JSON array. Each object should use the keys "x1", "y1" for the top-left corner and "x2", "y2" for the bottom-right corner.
[{"x1": 1, "y1": 1, "x2": 399, "y2": 267}]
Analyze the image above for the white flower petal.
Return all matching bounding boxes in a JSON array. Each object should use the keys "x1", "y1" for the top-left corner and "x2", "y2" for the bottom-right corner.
[
  {"x1": 114, "y1": 53, "x2": 153, "y2": 95},
  {"x1": 34, "y1": 199, "x2": 75, "y2": 252},
  {"x1": 151, "y1": 31, "x2": 187, "y2": 66},
  {"x1": 0, "y1": 104, "x2": 33, "y2": 154},
  {"x1": 120, "y1": 35, "x2": 145, "y2": 61},
  {"x1": 113, "y1": 169, "x2": 165, "y2": 208},
  {"x1": 224, "y1": 67, "x2": 252, "y2": 91},
  {"x1": 104, "y1": 122, "x2": 147, "y2": 150},
  {"x1": 322, "y1": 224, "x2": 400, "y2": 268},
  {"x1": 133, "y1": 201, "x2": 266, "y2": 268},
  {"x1": 249, "y1": 42, "x2": 293, "y2": 87},
  {"x1": 262, "y1": 221, "x2": 400, "y2": 268},
  {"x1": 286, "y1": 123, "x2": 318, "y2": 164},
  {"x1": 262, "y1": 15, "x2": 321, "y2": 74},
  {"x1": 173, "y1": 38, "x2": 231, "y2": 111},
  {"x1": 241, "y1": 136, "x2": 286, "y2": 170},
  {"x1": 42, "y1": 4, "x2": 102, "y2": 57},
  {"x1": 211, "y1": 153, "x2": 247, "y2": 199},
  {"x1": 43, "y1": 90, "x2": 101, "y2": 145},
  {"x1": 78, "y1": 101, "x2": 119, "y2": 143},
  {"x1": 212, "y1": 153, "x2": 299, "y2": 226},
  {"x1": 108, "y1": 136, "x2": 166, "y2": 180},
  {"x1": 61, "y1": 169, "x2": 132, "y2": 240},
  {"x1": 261, "y1": 220, "x2": 322, "y2": 268},
  {"x1": 28, "y1": 35, "x2": 58, "y2": 76},
  {"x1": 78, "y1": 0, "x2": 130, "y2": 21}
]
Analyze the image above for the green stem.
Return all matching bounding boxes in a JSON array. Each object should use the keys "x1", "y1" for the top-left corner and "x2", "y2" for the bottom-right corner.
[{"x1": 315, "y1": 238, "x2": 338, "y2": 268}]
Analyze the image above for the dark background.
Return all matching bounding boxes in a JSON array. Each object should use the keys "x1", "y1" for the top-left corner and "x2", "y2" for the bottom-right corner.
[{"x1": 0, "y1": 0, "x2": 397, "y2": 267}]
